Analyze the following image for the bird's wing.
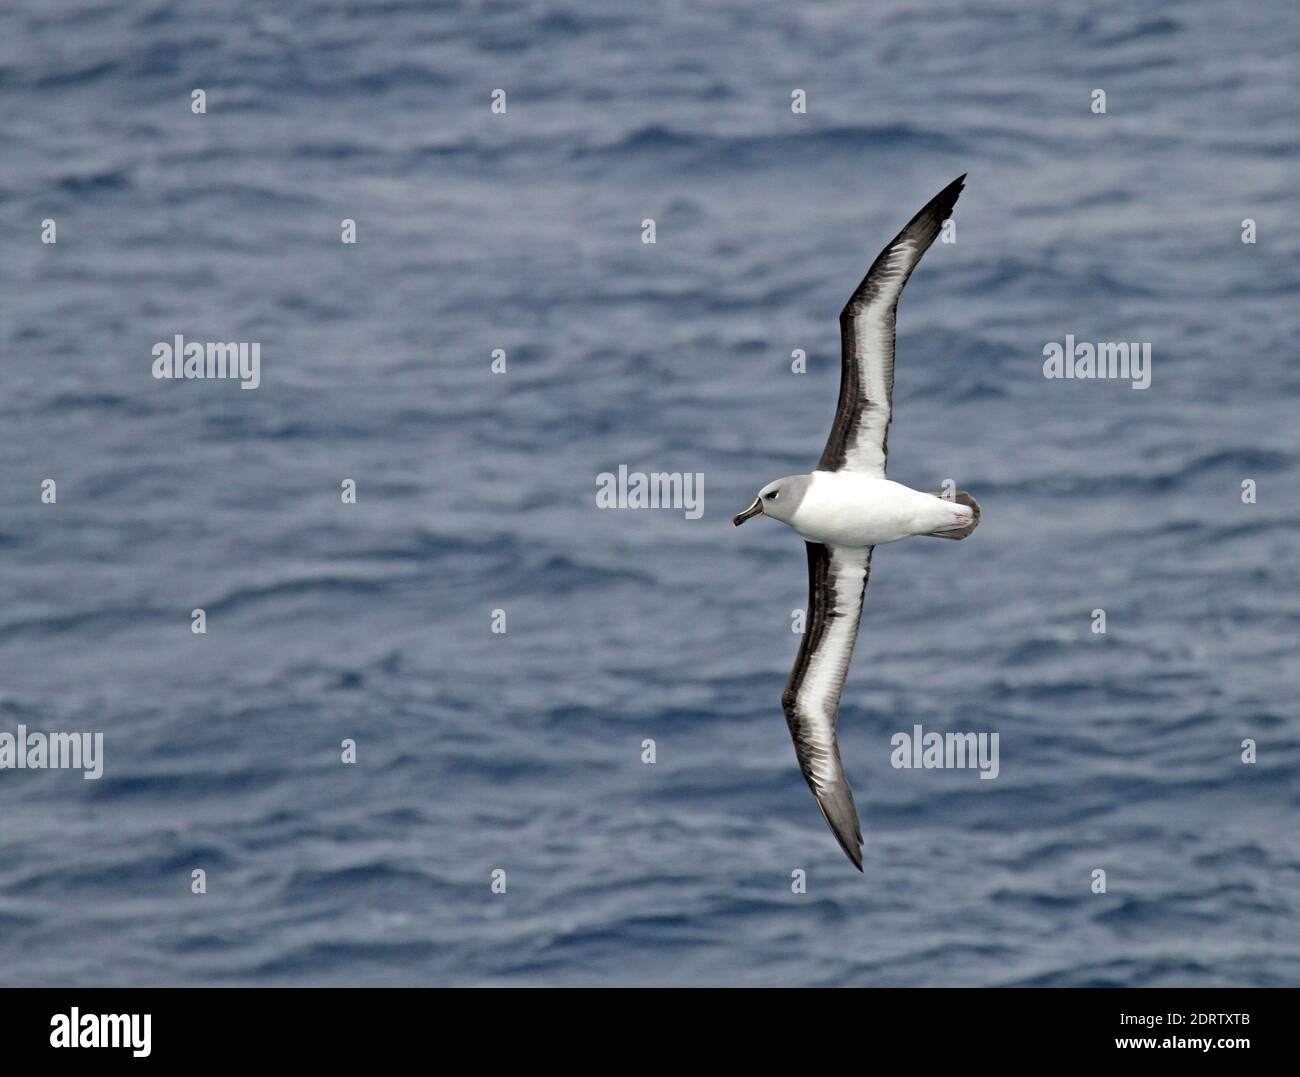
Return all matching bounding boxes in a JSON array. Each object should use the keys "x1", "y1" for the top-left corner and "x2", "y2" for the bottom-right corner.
[
  {"x1": 817, "y1": 174, "x2": 966, "y2": 476},
  {"x1": 781, "y1": 542, "x2": 874, "y2": 870}
]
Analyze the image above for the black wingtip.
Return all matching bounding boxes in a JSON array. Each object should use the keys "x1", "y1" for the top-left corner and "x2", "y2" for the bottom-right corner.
[
  {"x1": 816, "y1": 791, "x2": 865, "y2": 872},
  {"x1": 889, "y1": 173, "x2": 967, "y2": 258},
  {"x1": 832, "y1": 827, "x2": 863, "y2": 868},
  {"x1": 932, "y1": 173, "x2": 966, "y2": 214}
]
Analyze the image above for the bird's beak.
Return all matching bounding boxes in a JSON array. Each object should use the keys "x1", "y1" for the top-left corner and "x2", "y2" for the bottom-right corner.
[{"x1": 731, "y1": 497, "x2": 764, "y2": 527}]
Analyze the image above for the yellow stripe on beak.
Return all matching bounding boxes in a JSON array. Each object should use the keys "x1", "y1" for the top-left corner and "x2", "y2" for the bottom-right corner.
[{"x1": 731, "y1": 497, "x2": 764, "y2": 527}]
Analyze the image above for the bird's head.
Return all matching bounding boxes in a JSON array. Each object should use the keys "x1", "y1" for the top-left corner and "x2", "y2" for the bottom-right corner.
[{"x1": 731, "y1": 475, "x2": 808, "y2": 527}]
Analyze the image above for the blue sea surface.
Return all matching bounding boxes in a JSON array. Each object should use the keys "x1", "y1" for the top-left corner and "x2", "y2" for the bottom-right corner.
[{"x1": 1, "y1": 0, "x2": 1297, "y2": 986}]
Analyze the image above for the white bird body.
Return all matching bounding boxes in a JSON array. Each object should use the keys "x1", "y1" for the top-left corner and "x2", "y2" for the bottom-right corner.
[{"x1": 788, "y1": 472, "x2": 974, "y2": 547}]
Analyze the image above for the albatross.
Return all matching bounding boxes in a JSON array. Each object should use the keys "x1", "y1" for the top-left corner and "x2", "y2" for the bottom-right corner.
[{"x1": 731, "y1": 175, "x2": 979, "y2": 871}]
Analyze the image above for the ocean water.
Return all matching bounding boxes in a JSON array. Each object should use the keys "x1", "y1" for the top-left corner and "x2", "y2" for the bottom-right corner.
[{"x1": 1, "y1": 0, "x2": 1297, "y2": 987}]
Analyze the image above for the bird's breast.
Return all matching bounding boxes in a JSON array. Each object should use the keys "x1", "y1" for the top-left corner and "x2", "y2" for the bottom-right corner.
[{"x1": 789, "y1": 473, "x2": 936, "y2": 546}]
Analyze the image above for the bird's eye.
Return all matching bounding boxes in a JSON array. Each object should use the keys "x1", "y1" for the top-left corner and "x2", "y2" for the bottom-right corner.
[{"x1": 765, "y1": 491, "x2": 778, "y2": 501}]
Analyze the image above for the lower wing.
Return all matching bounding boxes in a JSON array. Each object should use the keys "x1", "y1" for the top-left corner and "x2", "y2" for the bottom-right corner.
[{"x1": 781, "y1": 542, "x2": 874, "y2": 870}]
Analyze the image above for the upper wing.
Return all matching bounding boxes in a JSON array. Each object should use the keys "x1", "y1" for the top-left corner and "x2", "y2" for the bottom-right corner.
[
  {"x1": 781, "y1": 542, "x2": 874, "y2": 870},
  {"x1": 816, "y1": 174, "x2": 965, "y2": 476}
]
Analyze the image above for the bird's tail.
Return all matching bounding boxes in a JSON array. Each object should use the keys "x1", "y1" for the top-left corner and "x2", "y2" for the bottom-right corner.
[{"x1": 926, "y1": 491, "x2": 980, "y2": 540}]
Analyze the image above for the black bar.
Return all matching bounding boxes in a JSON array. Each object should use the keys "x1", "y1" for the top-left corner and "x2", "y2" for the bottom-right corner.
[{"x1": 1, "y1": 987, "x2": 1288, "y2": 1063}]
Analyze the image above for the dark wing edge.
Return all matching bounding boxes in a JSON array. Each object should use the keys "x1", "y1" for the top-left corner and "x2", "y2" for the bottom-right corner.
[
  {"x1": 817, "y1": 174, "x2": 966, "y2": 474},
  {"x1": 781, "y1": 542, "x2": 874, "y2": 871}
]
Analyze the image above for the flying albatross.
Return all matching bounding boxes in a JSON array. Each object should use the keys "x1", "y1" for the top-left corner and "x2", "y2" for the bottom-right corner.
[{"x1": 731, "y1": 175, "x2": 979, "y2": 871}]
